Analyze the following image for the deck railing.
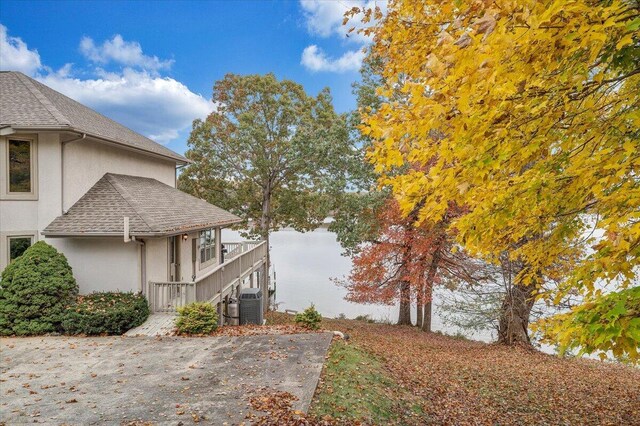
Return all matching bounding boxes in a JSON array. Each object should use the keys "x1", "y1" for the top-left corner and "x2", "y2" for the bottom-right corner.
[
  {"x1": 149, "y1": 282, "x2": 195, "y2": 313},
  {"x1": 149, "y1": 241, "x2": 267, "y2": 313}
]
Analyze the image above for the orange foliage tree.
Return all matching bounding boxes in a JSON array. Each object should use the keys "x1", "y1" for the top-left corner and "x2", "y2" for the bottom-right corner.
[{"x1": 340, "y1": 198, "x2": 479, "y2": 329}]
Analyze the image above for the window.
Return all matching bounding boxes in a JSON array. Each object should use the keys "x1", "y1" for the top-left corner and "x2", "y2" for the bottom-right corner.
[
  {"x1": 8, "y1": 140, "x2": 32, "y2": 193},
  {"x1": 9, "y1": 236, "x2": 33, "y2": 262},
  {"x1": 199, "y1": 229, "x2": 215, "y2": 265}
]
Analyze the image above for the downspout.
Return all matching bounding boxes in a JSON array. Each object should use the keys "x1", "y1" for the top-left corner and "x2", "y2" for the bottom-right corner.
[
  {"x1": 124, "y1": 217, "x2": 147, "y2": 295},
  {"x1": 61, "y1": 133, "x2": 86, "y2": 214},
  {"x1": 175, "y1": 163, "x2": 187, "y2": 188}
]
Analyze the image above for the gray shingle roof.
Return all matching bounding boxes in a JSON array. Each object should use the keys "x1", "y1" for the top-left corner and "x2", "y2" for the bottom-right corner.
[
  {"x1": 0, "y1": 71, "x2": 187, "y2": 163},
  {"x1": 43, "y1": 173, "x2": 242, "y2": 237}
]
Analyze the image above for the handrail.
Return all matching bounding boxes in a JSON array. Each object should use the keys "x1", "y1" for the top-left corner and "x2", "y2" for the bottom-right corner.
[
  {"x1": 149, "y1": 240, "x2": 267, "y2": 313},
  {"x1": 197, "y1": 241, "x2": 267, "y2": 283}
]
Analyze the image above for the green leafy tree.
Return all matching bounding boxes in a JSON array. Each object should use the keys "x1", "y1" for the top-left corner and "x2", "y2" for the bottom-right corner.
[{"x1": 179, "y1": 73, "x2": 353, "y2": 245}]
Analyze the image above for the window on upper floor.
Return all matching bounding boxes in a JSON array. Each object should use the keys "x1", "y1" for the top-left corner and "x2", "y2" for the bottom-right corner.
[
  {"x1": 2, "y1": 136, "x2": 37, "y2": 199},
  {"x1": 9, "y1": 140, "x2": 32, "y2": 193}
]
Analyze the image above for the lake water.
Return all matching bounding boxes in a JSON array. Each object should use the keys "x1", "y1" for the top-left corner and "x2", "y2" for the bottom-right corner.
[{"x1": 223, "y1": 227, "x2": 496, "y2": 342}]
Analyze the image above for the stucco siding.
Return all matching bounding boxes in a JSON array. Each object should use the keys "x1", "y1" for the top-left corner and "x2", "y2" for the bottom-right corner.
[
  {"x1": 0, "y1": 131, "x2": 177, "y2": 286},
  {"x1": 0, "y1": 132, "x2": 61, "y2": 269},
  {"x1": 145, "y1": 237, "x2": 168, "y2": 284},
  {"x1": 37, "y1": 133, "x2": 63, "y2": 229},
  {"x1": 143, "y1": 230, "x2": 222, "y2": 287},
  {"x1": 48, "y1": 238, "x2": 140, "y2": 294},
  {"x1": 180, "y1": 232, "x2": 198, "y2": 281},
  {"x1": 62, "y1": 137, "x2": 176, "y2": 210}
]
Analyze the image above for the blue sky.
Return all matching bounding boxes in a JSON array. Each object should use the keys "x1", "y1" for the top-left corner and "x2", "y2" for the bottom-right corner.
[{"x1": 0, "y1": 0, "x2": 384, "y2": 155}]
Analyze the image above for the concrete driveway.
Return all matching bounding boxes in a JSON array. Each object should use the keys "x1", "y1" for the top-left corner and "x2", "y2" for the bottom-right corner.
[{"x1": 0, "y1": 332, "x2": 333, "y2": 425}]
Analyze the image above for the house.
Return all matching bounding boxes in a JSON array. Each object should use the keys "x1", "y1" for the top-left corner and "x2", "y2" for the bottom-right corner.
[{"x1": 0, "y1": 71, "x2": 267, "y2": 316}]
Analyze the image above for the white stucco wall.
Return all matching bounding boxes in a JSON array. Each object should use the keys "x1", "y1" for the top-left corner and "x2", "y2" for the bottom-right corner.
[
  {"x1": 145, "y1": 231, "x2": 216, "y2": 285},
  {"x1": 0, "y1": 131, "x2": 179, "y2": 295},
  {"x1": 48, "y1": 237, "x2": 140, "y2": 294},
  {"x1": 0, "y1": 133, "x2": 61, "y2": 270},
  {"x1": 62, "y1": 137, "x2": 176, "y2": 210},
  {"x1": 141, "y1": 229, "x2": 222, "y2": 289},
  {"x1": 145, "y1": 237, "x2": 168, "y2": 285}
]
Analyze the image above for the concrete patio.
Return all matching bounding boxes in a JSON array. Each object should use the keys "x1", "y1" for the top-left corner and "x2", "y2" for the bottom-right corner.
[{"x1": 0, "y1": 332, "x2": 333, "y2": 425}]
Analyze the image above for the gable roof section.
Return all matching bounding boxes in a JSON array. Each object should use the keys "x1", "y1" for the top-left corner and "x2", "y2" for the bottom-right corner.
[
  {"x1": 0, "y1": 71, "x2": 187, "y2": 163},
  {"x1": 43, "y1": 173, "x2": 242, "y2": 237}
]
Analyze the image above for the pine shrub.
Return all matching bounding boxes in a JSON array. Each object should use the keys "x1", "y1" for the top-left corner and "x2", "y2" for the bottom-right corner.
[
  {"x1": 62, "y1": 292, "x2": 149, "y2": 335},
  {"x1": 0, "y1": 241, "x2": 78, "y2": 336},
  {"x1": 295, "y1": 304, "x2": 322, "y2": 330},
  {"x1": 175, "y1": 302, "x2": 218, "y2": 334}
]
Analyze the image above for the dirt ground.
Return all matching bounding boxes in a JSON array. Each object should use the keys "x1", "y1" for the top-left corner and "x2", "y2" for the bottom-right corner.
[{"x1": 0, "y1": 332, "x2": 333, "y2": 425}]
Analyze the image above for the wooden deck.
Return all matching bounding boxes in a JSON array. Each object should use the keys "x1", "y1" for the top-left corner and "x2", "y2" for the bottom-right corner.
[
  {"x1": 149, "y1": 240, "x2": 268, "y2": 313},
  {"x1": 124, "y1": 313, "x2": 176, "y2": 337}
]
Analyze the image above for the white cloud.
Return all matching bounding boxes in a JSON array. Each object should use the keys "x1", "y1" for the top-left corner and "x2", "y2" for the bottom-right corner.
[
  {"x1": 300, "y1": 0, "x2": 386, "y2": 43},
  {"x1": 0, "y1": 25, "x2": 211, "y2": 146},
  {"x1": 39, "y1": 69, "x2": 213, "y2": 144},
  {"x1": 80, "y1": 35, "x2": 174, "y2": 71},
  {"x1": 301, "y1": 45, "x2": 364, "y2": 73},
  {"x1": 300, "y1": 0, "x2": 353, "y2": 38},
  {"x1": 299, "y1": 1, "x2": 386, "y2": 73},
  {"x1": 0, "y1": 24, "x2": 42, "y2": 75}
]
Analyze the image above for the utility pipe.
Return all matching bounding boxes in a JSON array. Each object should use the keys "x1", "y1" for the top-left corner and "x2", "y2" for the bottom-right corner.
[
  {"x1": 175, "y1": 163, "x2": 187, "y2": 188},
  {"x1": 124, "y1": 217, "x2": 147, "y2": 295},
  {"x1": 60, "y1": 133, "x2": 86, "y2": 214}
]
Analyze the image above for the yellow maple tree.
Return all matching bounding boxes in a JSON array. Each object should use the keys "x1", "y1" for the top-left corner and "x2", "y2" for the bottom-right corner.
[{"x1": 358, "y1": 0, "x2": 639, "y2": 358}]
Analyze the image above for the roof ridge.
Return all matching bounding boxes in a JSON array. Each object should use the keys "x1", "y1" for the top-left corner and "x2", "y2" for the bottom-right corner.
[
  {"x1": 104, "y1": 173, "x2": 157, "y2": 232},
  {"x1": 14, "y1": 73, "x2": 71, "y2": 126}
]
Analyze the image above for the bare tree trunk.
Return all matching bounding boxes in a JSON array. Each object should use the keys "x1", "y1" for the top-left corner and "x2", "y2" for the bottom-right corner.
[
  {"x1": 416, "y1": 280, "x2": 424, "y2": 328},
  {"x1": 398, "y1": 279, "x2": 412, "y2": 325},
  {"x1": 497, "y1": 283, "x2": 535, "y2": 345},
  {"x1": 497, "y1": 257, "x2": 536, "y2": 345}
]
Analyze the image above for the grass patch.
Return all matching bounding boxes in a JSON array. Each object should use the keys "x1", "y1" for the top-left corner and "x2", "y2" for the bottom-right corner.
[
  {"x1": 310, "y1": 339, "x2": 422, "y2": 424},
  {"x1": 267, "y1": 311, "x2": 639, "y2": 424}
]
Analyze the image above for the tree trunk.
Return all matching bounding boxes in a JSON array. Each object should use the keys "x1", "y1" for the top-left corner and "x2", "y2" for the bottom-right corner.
[
  {"x1": 415, "y1": 281, "x2": 424, "y2": 328},
  {"x1": 497, "y1": 282, "x2": 535, "y2": 345},
  {"x1": 496, "y1": 256, "x2": 537, "y2": 345},
  {"x1": 421, "y1": 250, "x2": 440, "y2": 332},
  {"x1": 422, "y1": 285, "x2": 432, "y2": 332},
  {"x1": 398, "y1": 279, "x2": 412, "y2": 325},
  {"x1": 260, "y1": 185, "x2": 271, "y2": 313}
]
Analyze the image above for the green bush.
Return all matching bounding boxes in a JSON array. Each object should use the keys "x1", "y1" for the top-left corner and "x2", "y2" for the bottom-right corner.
[
  {"x1": 62, "y1": 292, "x2": 149, "y2": 335},
  {"x1": 0, "y1": 241, "x2": 78, "y2": 336},
  {"x1": 175, "y1": 302, "x2": 218, "y2": 335},
  {"x1": 295, "y1": 304, "x2": 322, "y2": 330}
]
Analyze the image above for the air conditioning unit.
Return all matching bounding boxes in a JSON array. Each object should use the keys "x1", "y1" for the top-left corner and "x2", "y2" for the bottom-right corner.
[{"x1": 239, "y1": 288, "x2": 263, "y2": 325}]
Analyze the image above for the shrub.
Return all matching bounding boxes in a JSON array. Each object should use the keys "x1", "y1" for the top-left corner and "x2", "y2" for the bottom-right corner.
[
  {"x1": 175, "y1": 302, "x2": 218, "y2": 335},
  {"x1": 62, "y1": 292, "x2": 149, "y2": 335},
  {"x1": 295, "y1": 304, "x2": 322, "y2": 330},
  {"x1": 0, "y1": 241, "x2": 78, "y2": 336},
  {"x1": 354, "y1": 314, "x2": 376, "y2": 323}
]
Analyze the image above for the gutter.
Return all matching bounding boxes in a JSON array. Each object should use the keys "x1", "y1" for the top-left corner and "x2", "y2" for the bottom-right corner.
[
  {"x1": 41, "y1": 219, "x2": 243, "y2": 238},
  {"x1": 5, "y1": 125, "x2": 189, "y2": 165}
]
